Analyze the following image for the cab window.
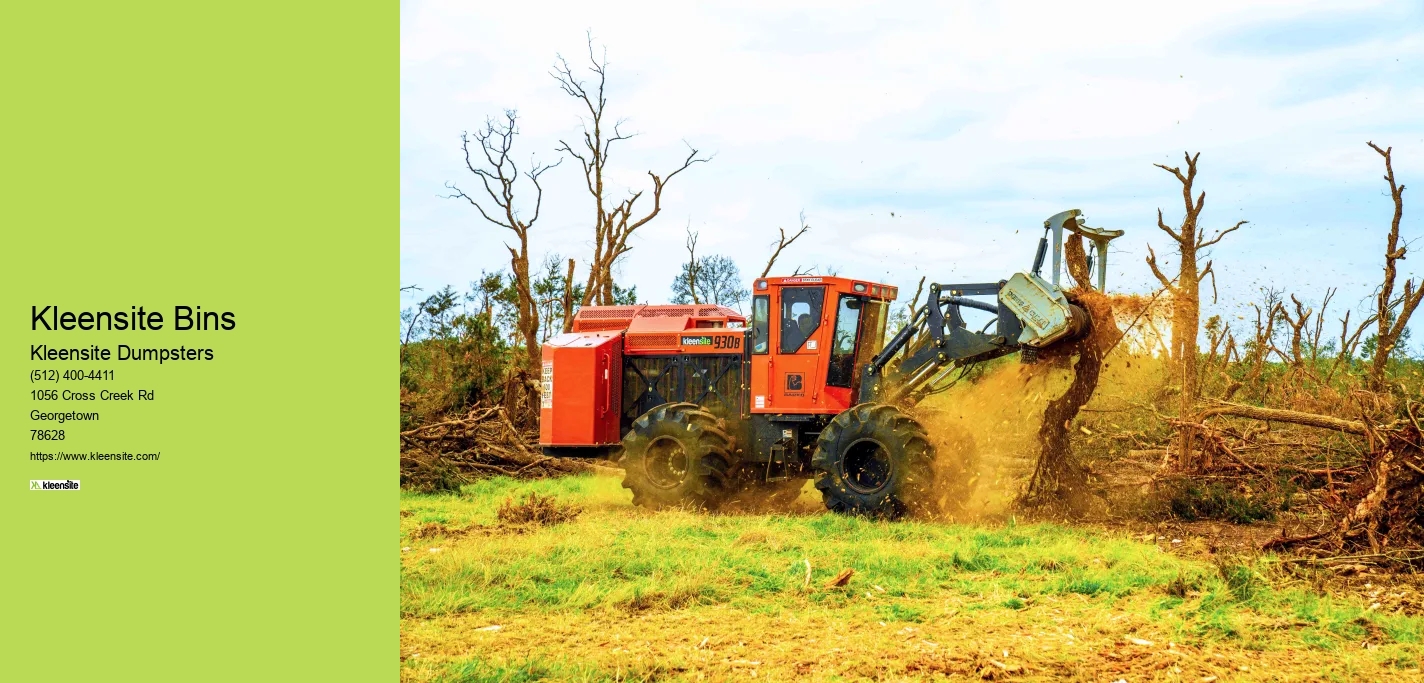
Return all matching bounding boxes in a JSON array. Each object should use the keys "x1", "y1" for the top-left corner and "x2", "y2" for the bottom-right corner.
[
  {"x1": 779, "y1": 287, "x2": 824, "y2": 353},
  {"x1": 827, "y1": 295, "x2": 862, "y2": 387},
  {"x1": 854, "y1": 299, "x2": 888, "y2": 379},
  {"x1": 751, "y1": 295, "x2": 769, "y2": 354}
]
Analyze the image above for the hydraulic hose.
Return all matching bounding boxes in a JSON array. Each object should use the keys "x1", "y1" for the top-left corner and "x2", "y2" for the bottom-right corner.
[{"x1": 939, "y1": 295, "x2": 998, "y2": 314}]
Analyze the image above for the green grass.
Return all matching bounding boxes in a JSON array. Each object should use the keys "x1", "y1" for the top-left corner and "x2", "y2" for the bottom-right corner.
[
  {"x1": 400, "y1": 475, "x2": 1424, "y2": 681},
  {"x1": 402, "y1": 477, "x2": 1195, "y2": 618}
]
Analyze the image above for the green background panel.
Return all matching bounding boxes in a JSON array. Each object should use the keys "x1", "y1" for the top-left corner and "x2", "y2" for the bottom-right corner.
[{"x1": 1, "y1": 2, "x2": 393, "y2": 680}]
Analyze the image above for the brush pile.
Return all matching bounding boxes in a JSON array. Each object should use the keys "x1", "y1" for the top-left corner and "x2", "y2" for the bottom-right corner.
[
  {"x1": 399, "y1": 404, "x2": 609, "y2": 492},
  {"x1": 1252, "y1": 400, "x2": 1424, "y2": 564}
]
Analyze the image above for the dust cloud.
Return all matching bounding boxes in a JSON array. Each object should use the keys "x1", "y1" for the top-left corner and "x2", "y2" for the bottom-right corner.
[{"x1": 912, "y1": 291, "x2": 1163, "y2": 520}]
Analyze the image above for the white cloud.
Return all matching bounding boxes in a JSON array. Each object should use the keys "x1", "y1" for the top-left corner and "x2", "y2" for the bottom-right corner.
[{"x1": 402, "y1": 0, "x2": 1424, "y2": 341}]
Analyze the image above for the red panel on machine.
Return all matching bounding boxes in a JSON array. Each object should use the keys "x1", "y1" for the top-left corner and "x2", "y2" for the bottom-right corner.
[
  {"x1": 539, "y1": 332, "x2": 623, "y2": 446},
  {"x1": 571, "y1": 304, "x2": 748, "y2": 355}
]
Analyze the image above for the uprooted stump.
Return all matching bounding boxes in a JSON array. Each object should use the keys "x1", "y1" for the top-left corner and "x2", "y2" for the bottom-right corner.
[
  {"x1": 496, "y1": 492, "x2": 582, "y2": 526},
  {"x1": 1257, "y1": 401, "x2": 1424, "y2": 562},
  {"x1": 399, "y1": 404, "x2": 613, "y2": 492}
]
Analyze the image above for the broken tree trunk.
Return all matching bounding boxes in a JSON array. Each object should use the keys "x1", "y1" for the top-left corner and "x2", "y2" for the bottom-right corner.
[{"x1": 1020, "y1": 289, "x2": 1123, "y2": 515}]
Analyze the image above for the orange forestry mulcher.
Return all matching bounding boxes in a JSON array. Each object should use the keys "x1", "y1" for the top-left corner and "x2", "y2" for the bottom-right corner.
[{"x1": 540, "y1": 210, "x2": 1121, "y2": 517}]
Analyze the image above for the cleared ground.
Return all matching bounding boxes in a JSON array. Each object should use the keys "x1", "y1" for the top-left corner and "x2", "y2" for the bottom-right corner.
[{"x1": 400, "y1": 476, "x2": 1424, "y2": 681}]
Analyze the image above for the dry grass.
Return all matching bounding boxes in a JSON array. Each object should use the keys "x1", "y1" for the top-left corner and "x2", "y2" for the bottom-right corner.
[
  {"x1": 399, "y1": 475, "x2": 1424, "y2": 681},
  {"x1": 402, "y1": 598, "x2": 1409, "y2": 682}
]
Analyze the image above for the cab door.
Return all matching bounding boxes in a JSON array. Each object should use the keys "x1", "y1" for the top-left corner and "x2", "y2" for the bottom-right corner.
[{"x1": 768, "y1": 285, "x2": 826, "y2": 412}]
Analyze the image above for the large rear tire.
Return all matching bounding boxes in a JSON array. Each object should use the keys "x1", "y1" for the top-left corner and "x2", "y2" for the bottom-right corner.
[
  {"x1": 812, "y1": 404, "x2": 935, "y2": 518},
  {"x1": 621, "y1": 402, "x2": 735, "y2": 510}
]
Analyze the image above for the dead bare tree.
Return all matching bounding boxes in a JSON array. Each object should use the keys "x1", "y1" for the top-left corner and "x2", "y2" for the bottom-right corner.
[
  {"x1": 906, "y1": 277, "x2": 926, "y2": 311},
  {"x1": 684, "y1": 224, "x2": 701, "y2": 305},
  {"x1": 1145, "y1": 152, "x2": 1247, "y2": 470},
  {"x1": 553, "y1": 36, "x2": 709, "y2": 306},
  {"x1": 1366, "y1": 142, "x2": 1421, "y2": 389},
  {"x1": 445, "y1": 110, "x2": 560, "y2": 374},
  {"x1": 1328, "y1": 309, "x2": 1378, "y2": 383},
  {"x1": 560, "y1": 258, "x2": 577, "y2": 333},
  {"x1": 400, "y1": 285, "x2": 425, "y2": 348},
  {"x1": 760, "y1": 211, "x2": 812, "y2": 278},
  {"x1": 899, "y1": 276, "x2": 927, "y2": 346},
  {"x1": 1244, "y1": 294, "x2": 1283, "y2": 392},
  {"x1": 1282, "y1": 294, "x2": 1312, "y2": 368},
  {"x1": 1308, "y1": 288, "x2": 1337, "y2": 367},
  {"x1": 1202, "y1": 315, "x2": 1230, "y2": 384}
]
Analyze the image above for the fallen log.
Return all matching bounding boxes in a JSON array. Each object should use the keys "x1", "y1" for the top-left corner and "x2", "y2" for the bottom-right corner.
[{"x1": 1197, "y1": 401, "x2": 1367, "y2": 435}]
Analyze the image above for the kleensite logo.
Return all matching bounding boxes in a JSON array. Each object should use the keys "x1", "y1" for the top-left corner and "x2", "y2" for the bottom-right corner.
[{"x1": 31, "y1": 479, "x2": 80, "y2": 491}]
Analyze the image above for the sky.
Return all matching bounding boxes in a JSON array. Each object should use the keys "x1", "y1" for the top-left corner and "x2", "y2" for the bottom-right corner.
[{"x1": 401, "y1": 0, "x2": 1424, "y2": 346}]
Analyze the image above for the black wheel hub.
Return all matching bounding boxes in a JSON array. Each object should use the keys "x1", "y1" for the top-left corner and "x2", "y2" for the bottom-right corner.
[
  {"x1": 644, "y1": 436, "x2": 690, "y2": 489},
  {"x1": 843, "y1": 438, "x2": 893, "y2": 494}
]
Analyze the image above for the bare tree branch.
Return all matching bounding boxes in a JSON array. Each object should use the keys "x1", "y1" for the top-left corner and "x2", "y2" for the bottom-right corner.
[
  {"x1": 553, "y1": 37, "x2": 710, "y2": 306},
  {"x1": 1197, "y1": 220, "x2": 1247, "y2": 250},
  {"x1": 1308, "y1": 287, "x2": 1336, "y2": 366},
  {"x1": 561, "y1": 258, "x2": 577, "y2": 334},
  {"x1": 1154, "y1": 207, "x2": 1184, "y2": 243},
  {"x1": 761, "y1": 211, "x2": 812, "y2": 278},
  {"x1": 1200, "y1": 261, "x2": 1218, "y2": 304},
  {"x1": 684, "y1": 222, "x2": 700, "y2": 305},
  {"x1": 1282, "y1": 293, "x2": 1312, "y2": 367},
  {"x1": 907, "y1": 276, "x2": 926, "y2": 312},
  {"x1": 1327, "y1": 309, "x2": 1378, "y2": 383},
  {"x1": 1144, "y1": 244, "x2": 1174, "y2": 289}
]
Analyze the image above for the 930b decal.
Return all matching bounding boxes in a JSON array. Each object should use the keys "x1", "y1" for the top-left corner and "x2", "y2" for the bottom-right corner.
[{"x1": 681, "y1": 335, "x2": 741, "y2": 349}]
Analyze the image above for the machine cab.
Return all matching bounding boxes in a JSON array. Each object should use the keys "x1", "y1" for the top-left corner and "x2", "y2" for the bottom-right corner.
[{"x1": 747, "y1": 276, "x2": 896, "y2": 414}]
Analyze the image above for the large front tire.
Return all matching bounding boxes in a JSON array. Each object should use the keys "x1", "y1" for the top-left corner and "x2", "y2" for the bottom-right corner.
[
  {"x1": 812, "y1": 404, "x2": 935, "y2": 518},
  {"x1": 621, "y1": 403, "x2": 735, "y2": 510}
]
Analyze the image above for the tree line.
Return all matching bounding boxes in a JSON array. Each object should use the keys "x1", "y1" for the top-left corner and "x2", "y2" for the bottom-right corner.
[
  {"x1": 403, "y1": 34, "x2": 1424, "y2": 497},
  {"x1": 1135, "y1": 143, "x2": 1421, "y2": 472}
]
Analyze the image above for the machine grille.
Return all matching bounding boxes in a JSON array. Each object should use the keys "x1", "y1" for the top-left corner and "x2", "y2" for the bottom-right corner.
[
  {"x1": 573, "y1": 321, "x2": 627, "y2": 332},
  {"x1": 636, "y1": 307, "x2": 695, "y2": 317},
  {"x1": 581, "y1": 306, "x2": 640, "y2": 319},
  {"x1": 622, "y1": 354, "x2": 744, "y2": 426},
  {"x1": 626, "y1": 334, "x2": 678, "y2": 348}
]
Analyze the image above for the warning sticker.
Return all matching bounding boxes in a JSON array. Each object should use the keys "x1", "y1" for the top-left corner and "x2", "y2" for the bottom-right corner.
[
  {"x1": 754, "y1": 395, "x2": 766, "y2": 409},
  {"x1": 541, "y1": 361, "x2": 554, "y2": 409}
]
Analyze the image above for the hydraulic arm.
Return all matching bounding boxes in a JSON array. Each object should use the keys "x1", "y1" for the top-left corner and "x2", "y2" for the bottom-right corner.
[
  {"x1": 859, "y1": 280, "x2": 1025, "y2": 404},
  {"x1": 857, "y1": 209, "x2": 1121, "y2": 405}
]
